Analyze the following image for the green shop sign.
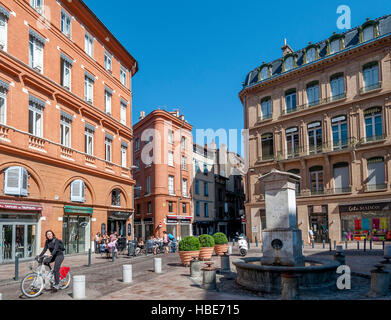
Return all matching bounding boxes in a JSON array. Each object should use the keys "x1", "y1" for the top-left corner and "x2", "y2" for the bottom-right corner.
[{"x1": 64, "y1": 206, "x2": 93, "y2": 215}]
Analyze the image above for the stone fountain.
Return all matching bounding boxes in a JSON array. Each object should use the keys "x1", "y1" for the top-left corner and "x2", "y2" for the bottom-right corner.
[{"x1": 233, "y1": 169, "x2": 339, "y2": 294}]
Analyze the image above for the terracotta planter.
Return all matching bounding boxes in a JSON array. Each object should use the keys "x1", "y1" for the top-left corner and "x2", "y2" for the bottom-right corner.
[
  {"x1": 214, "y1": 244, "x2": 228, "y2": 256},
  {"x1": 199, "y1": 247, "x2": 214, "y2": 261},
  {"x1": 178, "y1": 250, "x2": 200, "y2": 266}
]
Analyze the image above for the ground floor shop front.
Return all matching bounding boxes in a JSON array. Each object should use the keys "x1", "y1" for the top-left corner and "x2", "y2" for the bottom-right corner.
[
  {"x1": 246, "y1": 198, "x2": 391, "y2": 244},
  {"x1": 0, "y1": 199, "x2": 133, "y2": 264}
]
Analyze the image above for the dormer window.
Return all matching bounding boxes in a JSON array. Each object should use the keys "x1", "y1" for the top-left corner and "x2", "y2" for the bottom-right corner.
[
  {"x1": 363, "y1": 25, "x2": 374, "y2": 41},
  {"x1": 330, "y1": 39, "x2": 340, "y2": 54},
  {"x1": 260, "y1": 66, "x2": 269, "y2": 80},
  {"x1": 284, "y1": 56, "x2": 294, "y2": 71},
  {"x1": 306, "y1": 47, "x2": 316, "y2": 63}
]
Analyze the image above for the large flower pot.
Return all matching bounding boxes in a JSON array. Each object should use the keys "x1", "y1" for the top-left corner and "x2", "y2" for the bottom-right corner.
[
  {"x1": 214, "y1": 244, "x2": 228, "y2": 256},
  {"x1": 199, "y1": 247, "x2": 214, "y2": 261},
  {"x1": 178, "y1": 250, "x2": 200, "y2": 266}
]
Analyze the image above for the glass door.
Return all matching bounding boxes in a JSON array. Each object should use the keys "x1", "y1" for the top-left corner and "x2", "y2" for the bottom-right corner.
[
  {"x1": 15, "y1": 225, "x2": 25, "y2": 259},
  {"x1": 0, "y1": 225, "x2": 13, "y2": 263}
]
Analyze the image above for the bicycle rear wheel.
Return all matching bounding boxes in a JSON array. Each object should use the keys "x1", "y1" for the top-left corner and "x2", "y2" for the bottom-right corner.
[{"x1": 21, "y1": 273, "x2": 44, "y2": 298}]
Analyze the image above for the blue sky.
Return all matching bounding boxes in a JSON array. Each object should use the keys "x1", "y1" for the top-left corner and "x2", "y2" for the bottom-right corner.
[{"x1": 84, "y1": 0, "x2": 390, "y2": 151}]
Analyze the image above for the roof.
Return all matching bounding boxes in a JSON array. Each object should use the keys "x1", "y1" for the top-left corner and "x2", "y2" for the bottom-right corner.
[{"x1": 242, "y1": 14, "x2": 391, "y2": 90}]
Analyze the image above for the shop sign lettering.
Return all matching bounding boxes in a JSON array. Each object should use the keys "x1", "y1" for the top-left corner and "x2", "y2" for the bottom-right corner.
[{"x1": 339, "y1": 202, "x2": 390, "y2": 213}]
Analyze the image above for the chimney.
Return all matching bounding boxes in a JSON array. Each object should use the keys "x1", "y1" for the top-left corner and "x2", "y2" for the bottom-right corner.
[
  {"x1": 281, "y1": 38, "x2": 293, "y2": 56},
  {"x1": 139, "y1": 111, "x2": 145, "y2": 120}
]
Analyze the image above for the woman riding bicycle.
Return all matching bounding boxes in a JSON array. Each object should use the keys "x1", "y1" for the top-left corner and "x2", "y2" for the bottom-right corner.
[{"x1": 37, "y1": 230, "x2": 65, "y2": 292}]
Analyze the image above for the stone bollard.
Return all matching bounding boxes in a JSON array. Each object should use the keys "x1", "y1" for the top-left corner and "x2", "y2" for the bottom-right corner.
[
  {"x1": 190, "y1": 258, "x2": 201, "y2": 278},
  {"x1": 122, "y1": 265, "x2": 133, "y2": 283},
  {"x1": 202, "y1": 262, "x2": 216, "y2": 290},
  {"x1": 334, "y1": 245, "x2": 346, "y2": 265},
  {"x1": 73, "y1": 275, "x2": 86, "y2": 299},
  {"x1": 367, "y1": 265, "x2": 390, "y2": 298},
  {"x1": 220, "y1": 253, "x2": 231, "y2": 273},
  {"x1": 281, "y1": 273, "x2": 300, "y2": 300},
  {"x1": 228, "y1": 245, "x2": 232, "y2": 255},
  {"x1": 154, "y1": 258, "x2": 162, "y2": 274}
]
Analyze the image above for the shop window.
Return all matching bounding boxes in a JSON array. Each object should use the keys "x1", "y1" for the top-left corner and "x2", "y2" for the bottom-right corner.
[
  {"x1": 111, "y1": 189, "x2": 121, "y2": 206},
  {"x1": 182, "y1": 203, "x2": 187, "y2": 214},
  {"x1": 4, "y1": 166, "x2": 29, "y2": 196},
  {"x1": 70, "y1": 180, "x2": 85, "y2": 203}
]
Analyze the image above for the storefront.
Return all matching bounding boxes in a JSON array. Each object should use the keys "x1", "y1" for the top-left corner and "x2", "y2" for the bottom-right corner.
[
  {"x1": 308, "y1": 205, "x2": 329, "y2": 243},
  {"x1": 193, "y1": 221, "x2": 214, "y2": 236},
  {"x1": 339, "y1": 202, "x2": 391, "y2": 241},
  {"x1": 0, "y1": 200, "x2": 41, "y2": 264},
  {"x1": 107, "y1": 211, "x2": 132, "y2": 237},
  {"x1": 143, "y1": 218, "x2": 154, "y2": 239},
  {"x1": 62, "y1": 206, "x2": 92, "y2": 255},
  {"x1": 166, "y1": 215, "x2": 192, "y2": 240},
  {"x1": 134, "y1": 219, "x2": 142, "y2": 240}
]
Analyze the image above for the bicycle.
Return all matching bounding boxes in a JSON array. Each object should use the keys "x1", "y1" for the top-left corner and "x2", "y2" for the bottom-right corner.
[{"x1": 20, "y1": 255, "x2": 71, "y2": 298}]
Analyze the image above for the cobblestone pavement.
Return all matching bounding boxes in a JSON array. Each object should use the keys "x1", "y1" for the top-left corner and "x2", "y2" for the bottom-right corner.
[{"x1": 0, "y1": 244, "x2": 390, "y2": 300}]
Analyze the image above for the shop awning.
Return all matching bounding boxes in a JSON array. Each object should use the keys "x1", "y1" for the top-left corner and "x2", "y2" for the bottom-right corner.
[
  {"x1": 64, "y1": 206, "x2": 93, "y2": 215},
  {"x1": 0, "y1": 200, "x2": 42, "y2": 211},
  {"x1": 108, "y1": 211, "x2": 133, "y2": 220}
]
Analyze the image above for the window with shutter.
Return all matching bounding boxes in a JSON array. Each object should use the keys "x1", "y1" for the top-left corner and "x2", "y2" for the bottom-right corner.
[
  {"x1": 0, "y1": 14, "x2": 8, "y2": 51},
  {"x1": 4, "y1": 167, "x2": 28, "y2": 196},
  {"x1": 70, "y1": 180, "x2": 85, "y2": 202}
]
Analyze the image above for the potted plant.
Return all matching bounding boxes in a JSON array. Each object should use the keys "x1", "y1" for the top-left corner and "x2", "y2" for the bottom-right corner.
[
  {"x1": 198, "y1": 234, "x2": 215, "y2": 261},
  {"x1": 213, "y1": 232, "x2": 229, "y2": 256},
  {"x1": 178, "y1": 236, "x2": 201, "y2": 266}
]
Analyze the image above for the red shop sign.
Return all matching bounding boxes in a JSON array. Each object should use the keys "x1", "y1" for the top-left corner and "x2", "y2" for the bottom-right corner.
[{"x1": 0, "y1": 201, "x2": 43, "y2": 211}]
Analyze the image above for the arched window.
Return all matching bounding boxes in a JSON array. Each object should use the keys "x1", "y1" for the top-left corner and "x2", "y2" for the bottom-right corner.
[
  {"x1": 4, "y1": 166, "x2": 28, "y2": 196},
  {"x1": 261, "y1": 133, "x2": 274, "y2": 160},
  {"x1": 309, "y1": 166, "x2": 324, "y2": 194},
  {"x1": 366, "y1": 157, "x2": 385, "y2": 191},
  {"x1": 364, "y1": 107, "x2": 383, "y2": 142},
  {"x1": 333, "y1": 162, "x2": 350, "y2": 193},
  {"x1": 111, "y1": 189, "x2": 121, "y2": 206},
  {"x1": 331, "y1": 115, "x2": 348, "y2": 150},
  {"x1": 70, "y1": 179, "x2": 85, "y2": 203}
]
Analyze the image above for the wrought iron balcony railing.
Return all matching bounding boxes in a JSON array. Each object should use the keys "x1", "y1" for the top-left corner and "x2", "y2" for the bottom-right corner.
[{"x1": 360, "y1": 82, "x2": 382, "y2": 94}]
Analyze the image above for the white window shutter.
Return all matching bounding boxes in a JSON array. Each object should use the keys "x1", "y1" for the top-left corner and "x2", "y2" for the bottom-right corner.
[
  {"x1": 0, "y1": 16, "x2": 7, "y2": 49},
  {"x1": 34, "y1": 42, "x2": 43, "y2": 71},
  {"x1": 20, "y1": 167, "x2": 29, "y2": 196},
  {"x1": 71, "y1": 180, "x2": 85, "y2": 202},
  {"x1": 4, "y1": 167, "x2": 21, "y2": 195}
]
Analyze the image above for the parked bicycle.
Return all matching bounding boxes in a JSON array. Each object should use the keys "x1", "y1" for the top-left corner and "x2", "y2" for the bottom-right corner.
[{"x1": 20, "y1": 255, "x2": 71, "y2": 298}]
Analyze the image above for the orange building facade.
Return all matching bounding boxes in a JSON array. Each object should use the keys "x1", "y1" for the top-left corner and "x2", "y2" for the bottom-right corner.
[
  {"x1": 133, "y1": 110, "x2": 193, "y2": 241},
  {"x1": 0, "y1": 0, "x2": 137, "y2": 263}
]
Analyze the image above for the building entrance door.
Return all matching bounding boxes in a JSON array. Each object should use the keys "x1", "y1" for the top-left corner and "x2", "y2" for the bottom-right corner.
[
  {"x1": 63, "y1": 216, "x2": 90, "y2": 254},
  {"x1": 309, "y1": 206, "x2": 329, "y2": 243}
]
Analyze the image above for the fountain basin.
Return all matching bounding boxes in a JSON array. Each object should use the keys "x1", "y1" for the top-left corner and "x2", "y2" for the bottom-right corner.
[{"x1": 233, "y1": 257, "x2": 340, "y2": 294}]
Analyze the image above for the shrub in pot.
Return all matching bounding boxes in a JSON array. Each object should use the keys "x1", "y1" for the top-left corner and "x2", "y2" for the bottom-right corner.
[
  {"x1": 198, "y1": 234, "x2": 215, "y2": 261},
  {"x1": 213, "y1": 232, "x2": 229, "y2": 256},
  {"x1": 178, "y1": 236, "x2": 201, "y2": 266}
]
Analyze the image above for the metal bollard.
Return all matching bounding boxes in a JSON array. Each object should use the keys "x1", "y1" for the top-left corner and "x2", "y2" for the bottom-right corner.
[
  {"x1": 255, "y1": 237, "x2": 258, "y2": 247},
  {"x1": 357, "y1": 241, "x2": 360, "y2": 250},
  {"x1": 383, "y1": 241, "x2": 385, "y2": 251},
  {"x1": 228, "y1": 245, "x2": 232, "y2": 255},
  {"x1": 364, "y1": 239, "x2": 367, "y2": 252},
  {"x1": 334, "y1": 240, "x2": 337, "y2": 250},
  {"x1": 232, "y1": 238, "x2": 235, "y2": 247},
  {"x1": 345, "y1": 241, "x2": 348, "y2": 250},
  {"x1": 112, "y1": 246, "x2": 115, "y2": 262},
  {"x1": 154, "y1": 258, "x2": 162, "y2": 273},
  {"x1": 14, "y1": 256, "x2": 19, "y2": 281},
  {"x1": 220, "y1": 253, "x2": 231, "y2": 273},
  {"x1": 72, "y1": 275, "x2": 86, "y2": 299},
  {"x1": 281, "y1": 273, "x2": 300, "y2": 300},
  {"x1": 370, "y1": 239, "x2": 373, "y2": 251},
  {"x1": 247, "y1": 238, "x2": 250, "y2": 250},
  {"x1": 329, "y1": 240, "x2": 332, "y2": 251},
  {"x1": 311, "y1": 240, "x2": 314, "y2": 249},
  {"x1": 322, "y1": 240, "x2": 325, "y2": 249},
  {"x1": 190, "y1": 258, "x2": 201, "y2": 278},
  {"x1": 122, "y1": 265, "x2": 133, "y2": 283},
  {"x1": 202, "y1": 262, "x2": 216, "y2": 290},
  {"x1": 88, "y1": 248, "x2": 91, "y2": 267},
  {"x1": 367, "y1": 265, "x2": 390, "y2": 297}
]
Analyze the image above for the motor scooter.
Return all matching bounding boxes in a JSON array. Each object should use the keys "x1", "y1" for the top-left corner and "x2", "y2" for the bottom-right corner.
[{"x1": 237, "y1": 234, "x2": 248, "y2": 256}]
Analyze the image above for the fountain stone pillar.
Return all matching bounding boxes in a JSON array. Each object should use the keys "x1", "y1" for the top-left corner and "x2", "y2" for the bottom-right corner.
[{"x1": 259, "y1": 169, "x2": 305, "y2": 267}]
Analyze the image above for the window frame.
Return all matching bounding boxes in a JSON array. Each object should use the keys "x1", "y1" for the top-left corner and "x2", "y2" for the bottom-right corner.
[
  {"x1": 84, "y1": 127, "x2": 94, "y2": 156},
  {"x1": 60, "y1": 9, "x2": 72, "y2": 38},
  {"x1": 28, "y1": 103, "x2": 44, "y2": 138},
  {"x1": 60, "y1": 115, "x2": 72, "y2": 147},
  {"x1": 105, "y1": 137, "x2": 112, "y2": 162},
  {"x1": 0, "y1": 12, "x2": 8, "y2": 52},
  {"x1": 29, "y1": 36, "x2": 44, "y2": 74},
  {"x1": 0, "y1": 87, "x2": 7, "y2": 125},
  {"x1": 84, "y1": 32, "x2": 94, "y2": 57}
]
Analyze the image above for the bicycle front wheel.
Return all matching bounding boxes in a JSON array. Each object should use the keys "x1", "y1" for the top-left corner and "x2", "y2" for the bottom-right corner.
[{"x1": 21, "y1": 273, "x2": 44, "y2": 298}]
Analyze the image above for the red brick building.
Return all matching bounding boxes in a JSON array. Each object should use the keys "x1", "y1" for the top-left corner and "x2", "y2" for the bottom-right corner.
[
  {"x1": 0, "y1": 0, "x2": 137, "y2": 263},
  {"x1": 133, "y1": 110, "x2": 193, "y2": 240}
]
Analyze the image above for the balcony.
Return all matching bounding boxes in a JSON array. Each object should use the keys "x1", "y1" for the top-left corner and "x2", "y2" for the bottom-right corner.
[
  {"x1": 332, "y1": 187, "x2": 352, "y2": 194},
  {"x1": 256, "y1": 114, "x2": 272, "y2": 123},
  {"x1": 0, "y1": 124, "x2": 10, "y2": 141},
  {"x1": 360, "y1": 134, "x2": 386, "y2": 144},
  {"x1": 360, "y1": 82, "x2": 382, "y2": 94},
  {"x1": 60, "y1": 146, "x2": 73, "y2": 160},
  {"x1": 29, "y1": 136, "x2": 46, "y2": 152},
  {"x1": 365, "y1": 184, "x2": 387, "y2": 192}
]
